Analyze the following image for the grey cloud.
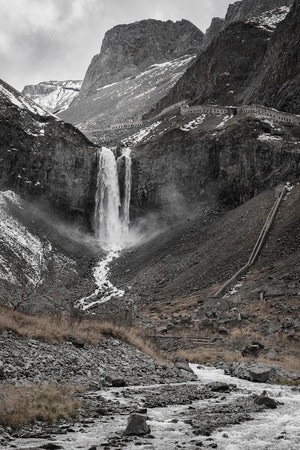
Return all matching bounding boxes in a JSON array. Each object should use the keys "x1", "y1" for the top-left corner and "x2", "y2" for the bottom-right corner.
[{"x1": 1, "y1": 0, "x2": 233, "y2": 90}]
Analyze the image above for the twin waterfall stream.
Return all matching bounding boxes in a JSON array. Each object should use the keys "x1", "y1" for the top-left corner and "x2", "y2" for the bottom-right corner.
[{"x1": 77, "y1": 146, "x2": 132, "y2": 310}]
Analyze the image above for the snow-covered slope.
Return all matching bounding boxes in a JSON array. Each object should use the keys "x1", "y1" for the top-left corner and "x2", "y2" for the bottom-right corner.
[
  {"x1": 59, "y1": 55, "x2": 196, "y2": 132},
  {"x1": 0, "y1": 191, "x2": 75, "y2": 308},
  {"x1": 22, "y1": 80, "x2": 82, "y2": 114},
  {"x1": 0, "y1": 79, "x2": 50, "y2": 117}
]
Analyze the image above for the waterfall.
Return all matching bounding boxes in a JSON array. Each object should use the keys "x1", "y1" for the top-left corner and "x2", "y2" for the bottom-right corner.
[
  {"x1": 94, "y1": 146, "x2": 132, "y2": 250},
  {"x1": 117, "y1": 147, "x2": 132, "y2": 238},
  {"x1": 76, "y1": 146, "x2": 132, "y2": 310}
]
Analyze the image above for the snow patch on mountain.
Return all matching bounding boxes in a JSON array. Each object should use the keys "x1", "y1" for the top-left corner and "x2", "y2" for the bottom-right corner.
[
  {"x1": 0, "y1": 82, "x2": 49, "y2": 117},
  {"x1": 122, "y1": 121, "x2": 162, "y2": 146},
  {"x1": 247, "y1": 6, "x2": 290, "y2": 31},
  {"x1": 180, "y1": 115, "x2": 207, "y2": 131},
  {"x1": 61, "y1": 54, "x2": 196, "y2": 131},
  {"x1": 0, "y1": 191, "x2": 74, "y2": 287},
  {"x1": 22, "y1": 80, "x2": 82, "y2": 114},
  {"x1": 258, "y1": 133, "x2": 283, "y2": 142}
]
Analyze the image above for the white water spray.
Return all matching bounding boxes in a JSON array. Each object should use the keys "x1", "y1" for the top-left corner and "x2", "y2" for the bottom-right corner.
[
  {"x1": 118, "y1": 147, "x2": 132, "y2": 239},
  {"x1": 94, "y1": 146, "x2": 132, "y2": 250},
  {"x1": 77, "y1": 146, "x2": 132, "y2": 310}
]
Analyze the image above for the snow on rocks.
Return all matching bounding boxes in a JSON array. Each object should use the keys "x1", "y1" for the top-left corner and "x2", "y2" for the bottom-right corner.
[
  {"x1": 122, "y1": 121, "x2": 162, "y2": 145},
  {"x1": 0, "y1": 191, "x2": 43, "y2": 283},
  {"x1": 247, "y1": 6, "x2": 291, "y2": 32},
  {"x1": 0, "y1": 81, "x2": 50, "y2": 117},
  {"x1": 23, "y1": 80, "x2": 82, "y2": 114},
  {"x1": 216, "y1": 114, "x2": 233, "y2": 129},
  {"x1": 258, "y1": 133, "x2": 283, "y2": 142},
  {"x1": 180, "y1": 114, "x2": 207, "y2": 131},
  {"x1": 0, "y1": 190, "x2": 74, "y2": 287}
]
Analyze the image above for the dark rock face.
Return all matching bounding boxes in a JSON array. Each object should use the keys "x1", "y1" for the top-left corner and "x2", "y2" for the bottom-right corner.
[
  {"x1": 224, "y1": 0, "x2": 293, "y2": 25},
  {"x1": 246, "y1": 0, "x2": 300, "y2": 113},
  {"x1": 153, "y1": 21, "x2": 270, "y2": 112},
  {"x1": 153, "y1": 0, "x2": 296, "y2": 115},
  {"x1": 202, "y1": 17, "x2": 224, "y2": 50},
  {"x1": 78, "y1": 19, "x2": 203, "y2": 99},
  {"x1": 0, "y1": 80, "x2": 97, "y2": 227},
  {"x1": 131, "y1": 117, "x2": 300, "y2": 217}
]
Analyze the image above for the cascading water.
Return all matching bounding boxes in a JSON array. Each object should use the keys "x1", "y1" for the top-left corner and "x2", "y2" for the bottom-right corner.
[
  {"x1": 117, "y1": 147, "x2": 132, "y2": 241},
  {"x1": 95, "y1": 147, "x2": 122, "y2": 249},
  {"x1": 94, "y1": 146, "x2": 132, "y2": 250},
  {"x1": 77, "y1": 146, "x2": 132, "y2": 310}
]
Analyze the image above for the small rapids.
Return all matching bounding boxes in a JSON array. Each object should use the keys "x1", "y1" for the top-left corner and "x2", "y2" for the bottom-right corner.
[
  {"x1": 191, "y1": 365, "x2": 300, "y2": 449},
  {"x1": 12, "y1": 365, "x2": 300, "y2": 449},
  {"x1": 76, "y1": 146, "x2": 133, "y2": 310}
]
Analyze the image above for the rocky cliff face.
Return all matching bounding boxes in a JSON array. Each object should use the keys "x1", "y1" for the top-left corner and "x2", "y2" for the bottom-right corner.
[
  {"x1": 22, "y1": 80, "x2": 82, "y2": 114},
  {"x1": 224, "y1": 0, "x2": 293, "y2": 24},
  {"x1": 0, "y1": 80, "x2": 97, "y2": 227},
  {"x1": 129, "y1": 114, "x2": 300, "y2": 219},
  {"x1": 77, "y1": 19, "x2": 203, "y2": 100},
  {"x1": 201, "y1": 0, "x2": 292, "y2": 51},
  {"x1": 59, "y1": 19, "x2": 203, "y2": 134},
  {"x1": 201, "y1": 17, "x2": 224, "y2": 51},
  {"x1": 246, "y1": 0, "x2": 300, "y2": 113},
  {"x1": 152, "y1": 0, "x2": 296, "y2": 115},
  {"x1": 152, "y1": 20, "x2": 270, "y2": 112},
  {"x1": 59, "y1": 54, "x2": 196, "y2": 135}
]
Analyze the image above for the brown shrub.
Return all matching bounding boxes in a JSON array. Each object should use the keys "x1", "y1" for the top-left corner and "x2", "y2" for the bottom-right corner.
[
  {"x1": 0, "y1": 305, "x2": 169, "y2": 364},
  {"x1": 0, "y1": 384, "x2": 83, "y2": 429}
]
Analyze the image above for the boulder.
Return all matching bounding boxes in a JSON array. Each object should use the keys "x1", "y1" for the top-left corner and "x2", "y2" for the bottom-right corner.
[
  {"x1": 248, "y1": 365, "x2": 275, "y2": 382},
  {"x1": 254, "y1": 392, "x2": 277, "y2": 409},
  {"x1": 175, "y1": 362, "x2": 193, "y2": 372},
  {"x1": 207, "y1": 382, "x2": 235, "y2": 392},
  {"x1": 242, "y1": 341, "x2": 265, "y2": 358},
  {"x1": 224, "y1": 362, "x2": 276, "y2": 382},
  {"x1": 105, "y1": 373, "x2": 126, "y2": 387},
  {"x1": 124, "y1": 413, "x2": 150, "y2": 436}
]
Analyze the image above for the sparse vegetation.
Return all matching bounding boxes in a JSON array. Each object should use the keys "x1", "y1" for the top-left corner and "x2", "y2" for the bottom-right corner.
[
  {"x1": 272, "y1": 377, "x2": 300, "y2": 387},
  {"x1": 0, "y1": 384, "x2": 83, "y2": 429},
  {"x1": 0, "y1": 304, "x2": 170, "y2": 363},
  {"x1": 176, "y1": 348, "x2": 242, "y2": 364}
]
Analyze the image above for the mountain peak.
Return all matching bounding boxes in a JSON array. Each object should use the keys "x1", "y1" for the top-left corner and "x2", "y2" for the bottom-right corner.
[{"x1": 79, "y1": 18, "x2": 203, "y2": 99}]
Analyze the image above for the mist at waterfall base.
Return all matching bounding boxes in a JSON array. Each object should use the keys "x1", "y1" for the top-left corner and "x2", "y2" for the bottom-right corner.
[
  {"x1": 76, "y1": 145, "x2": 205, "y2": 310},
  {"x1": 76, "y1": 146, "x2": 140, "y2": 310}
]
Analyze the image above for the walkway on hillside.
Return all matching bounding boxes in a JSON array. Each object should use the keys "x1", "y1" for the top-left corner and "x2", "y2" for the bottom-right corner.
[{"x1": 214, "y1": 184, "x2": 289, "y2": 298}]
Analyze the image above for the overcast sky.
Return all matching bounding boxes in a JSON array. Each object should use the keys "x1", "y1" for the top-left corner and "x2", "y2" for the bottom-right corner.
[{"x1": 1, "y1": 0, "x2": 233, "y2": 91}]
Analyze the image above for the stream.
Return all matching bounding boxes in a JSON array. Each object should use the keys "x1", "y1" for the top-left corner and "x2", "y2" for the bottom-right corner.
[{"x1": 11, "y1": 365, "x2": 300, "y2": 450}]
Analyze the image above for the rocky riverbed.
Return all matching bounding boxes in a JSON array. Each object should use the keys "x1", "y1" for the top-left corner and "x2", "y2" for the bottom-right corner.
[{"x1": 0, "y1": 331, "x2": 299, "y2": 449}]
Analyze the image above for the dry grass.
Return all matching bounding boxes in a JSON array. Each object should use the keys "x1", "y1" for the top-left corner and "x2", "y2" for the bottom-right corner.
[
  {"x1": 176, "y1": 347, "x2": 242, "y2": 364},
  {"x1": 228, "y1": 327, "x2": 269, "y2": 349},
  {"x1": 256, "y1": 354, "x2": 300, "y2": 373},
  {"x1": 0, "y1": 304, "x2": 102, "y2": 344},
  {"x1": 0, "y1": 384, "x2": 83, "y2": 429},
  {"x1": 0, "y1": 305, "x2": 170, "y2": 364},
  {"x1": 176, "y1": 337, "x2": 300, "y2": 373}
]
